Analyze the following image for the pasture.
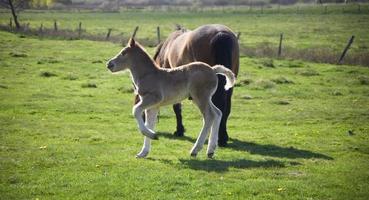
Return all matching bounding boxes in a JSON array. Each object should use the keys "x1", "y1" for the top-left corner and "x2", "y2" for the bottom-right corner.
[{"x1": 1, "y1": 6, "x2": 369, "y2": 199}]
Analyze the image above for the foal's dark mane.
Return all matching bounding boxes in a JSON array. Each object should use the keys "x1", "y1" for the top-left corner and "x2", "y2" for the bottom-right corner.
[{"x1": 134, "y1": 41, "x2": 160, "y2": 69}]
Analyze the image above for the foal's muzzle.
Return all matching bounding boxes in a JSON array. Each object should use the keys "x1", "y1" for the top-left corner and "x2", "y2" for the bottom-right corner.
[{"x1": 106, "y1": 61, "x2": 114, "y2": 71}]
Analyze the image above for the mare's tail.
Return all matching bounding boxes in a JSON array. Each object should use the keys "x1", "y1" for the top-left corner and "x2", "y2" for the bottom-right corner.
[{"x1": 212, "y1": 65, "x2": 236, "y2": 90}]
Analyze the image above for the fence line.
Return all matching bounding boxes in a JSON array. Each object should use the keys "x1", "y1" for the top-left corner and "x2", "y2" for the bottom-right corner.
[{"x1": 0, "y1": 22, "x2": 366, "y2": 67}]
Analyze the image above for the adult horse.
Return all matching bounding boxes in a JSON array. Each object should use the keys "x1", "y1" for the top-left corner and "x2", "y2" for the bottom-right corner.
[{"x1": 153, "y1": 24, "x2": 239, "y2": 146}]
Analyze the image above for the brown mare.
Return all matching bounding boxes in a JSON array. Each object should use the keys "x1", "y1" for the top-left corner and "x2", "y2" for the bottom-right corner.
[
  {"x1": 107, "y1": 38, "x2": 235, "y2": 158},
  {"x1": 153, "y1": 24, "x2": 239, "y2": 146}
]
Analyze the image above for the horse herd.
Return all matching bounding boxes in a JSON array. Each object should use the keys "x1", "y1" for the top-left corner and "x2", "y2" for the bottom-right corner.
[{"x1": 107, "y1": 24, "x2": 239, "y2": 158}]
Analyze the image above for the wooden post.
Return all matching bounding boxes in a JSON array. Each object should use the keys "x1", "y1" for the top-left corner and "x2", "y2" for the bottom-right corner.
[
  {"x1": 106, "y1": 28, "x2": 112, "y2": 40},
  {"x1": 9, "y1": 18, "x2": 12, "y2": 29},
  {"x1": 24, "y1": 22, "x2": 29, "y2": 31},
  {"x1": 156, "y1": 26, "x2": 161, "y2": 45},
  {"x1": 278, "y1": 4, "x2": 280, "y2": 13},
  {"x1": 132, "y1": 26, "x2": 139, "y2": 38},
  {"x1": 54, "y1": 20, "x2": 58, "y2": 31},
  {"x1": 236, "y1": 32, "x2": 241, "y2": 40},
  {"x1": 39, "y1": 23, "x2": 43, "y2": 33},
  {"x1": 261, "y1": 5, "x2": 263, "y2": 14},
  {"x1": 358, "y1": 5, "x2": 361, "y2": 12},
  {"x1": 338, "y1": 35, "x2": 355, "y2": 64},
  {"x1": 278, "y1": 33, "x2": 283, "y2": 57},
  {"x1": 78, "y1": 22, "x2": 82, "y2": 38}
]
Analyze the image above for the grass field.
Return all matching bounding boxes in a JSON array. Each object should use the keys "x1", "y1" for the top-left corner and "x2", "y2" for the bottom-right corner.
[
  {"x1": 1, "y1": 21, "x2": 369, "y2": 199},
  {"x1": 1, "y1": 4, "x2": 369, "y2": 55}
]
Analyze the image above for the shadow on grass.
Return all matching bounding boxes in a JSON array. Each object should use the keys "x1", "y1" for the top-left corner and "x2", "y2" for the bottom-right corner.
[
  {"x1": 158, "y1": 132, "x2": 196, "y2": 143},
  {"x1": 158, "y1": 132, "x2": 332, "y2": 160},
  {"x1": 153, "y1": 158, "x2": 299, "y2": 172},
  {"x1": 228, "y1": 138, "x2": 333, "y2": 160}
]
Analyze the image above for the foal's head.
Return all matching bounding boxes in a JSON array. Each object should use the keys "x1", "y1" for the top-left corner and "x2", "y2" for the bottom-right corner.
[{"x1": 106, "y1": 38, "x2": 137, "y2": 73}]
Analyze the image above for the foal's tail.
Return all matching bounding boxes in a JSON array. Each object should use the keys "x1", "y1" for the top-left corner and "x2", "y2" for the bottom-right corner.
[{"x1": 212, "y1": 65, "x2": 236, "y2": 90}]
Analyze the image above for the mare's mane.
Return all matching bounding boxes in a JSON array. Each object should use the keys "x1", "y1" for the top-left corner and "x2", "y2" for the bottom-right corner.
[{"x1": 153, "y1": 28, "x2": 188, "y2": 66}]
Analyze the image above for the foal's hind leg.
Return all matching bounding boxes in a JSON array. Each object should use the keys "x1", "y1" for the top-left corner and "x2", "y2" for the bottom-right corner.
[
  {"x1": 136, "y1": 108, "x2": 159, "y2": 158},
  {"x1": 190, "y1": 98, "x2": 214, "y2": 157},
  {"x1": 207, "y1": 102, "x2": 222, "y2": 158}
]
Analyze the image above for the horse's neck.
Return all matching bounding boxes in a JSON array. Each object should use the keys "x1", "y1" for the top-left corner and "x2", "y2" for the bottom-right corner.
[{"x1": 129, "y1": 49, "x2": 158, "y2": 84}]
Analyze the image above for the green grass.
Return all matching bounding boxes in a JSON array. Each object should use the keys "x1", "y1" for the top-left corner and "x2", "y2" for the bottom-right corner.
[{"x1": 0, "y1": 28, "x2": 369, "y2": 200}]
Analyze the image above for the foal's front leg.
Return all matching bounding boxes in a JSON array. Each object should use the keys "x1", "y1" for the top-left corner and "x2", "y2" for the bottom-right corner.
[
  {"x1": 136, "y1": 108, "x2": 159, "y2": 158},
  {"x1": 132, "y1": 94, "x2": 161, "y2": 140}
]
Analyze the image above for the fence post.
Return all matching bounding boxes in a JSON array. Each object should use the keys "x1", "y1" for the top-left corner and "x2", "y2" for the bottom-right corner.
[
  {"x1": 261, "y1": 5, "x2": 263, "y2": 14},
  {"x1": 106, "y1": 28, "x2": 112, "y2": 40},
  {"x1": 278, "y1": 33, "x2": 283, "y2": 57},
  {"x1": 324, "y1": 6, "x2": 327, "y2": 14},
  {"x1": 78, "y1": 22, "x2": 82, "y2": 38},
  {"x1": 24, "y1": 22, "x2": 30, "y2": 31},
  {"x1": 338, "y1": 35, "x2": 355, "y2": 64},
  {"x1": 157, "y1": 26, "x2": 161, "y2": 45},
  {"x1": 9, "y1": 18, "x2": 12, "y2": 29},
  {"x1": 236, "y1": 32, "x2": 241, "y2": 40},
  {"x1": 54, "y1": 20, "x2": 58, "y2": 31},
  {"x1": 132, "y1": 26, "x2": 139, "y2": 38},
  {"x1": 39, "y1": 23, "x2": 43, "y2": 34}
]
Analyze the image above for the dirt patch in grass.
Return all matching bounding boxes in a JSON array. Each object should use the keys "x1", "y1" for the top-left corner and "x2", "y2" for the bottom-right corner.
[
  {"x1": 296, "y1": 68, "x2": 320, "y2": 76},
  {"x1": 358, "y1": 76, "x2": 369, "y2": 85},
  {"x1": 82, "y1": 82, "x2": 97, "y2": 88},
  {"x1": 62, "y1": 74, "x2": 78, "y2": 80},
  {"x1": 9, "y1": 51, "x2": 28, "y2": 58},
  {"x1": 118, "y1": 86, "x2": 134, "y2": 93},
  {"x1": 37, "y1": 57, "x2": 61, "y2": 64},
  {"x1": 251, "y1": 79, "x2": 276, "y2": 90},
  {"x1": 0, "y1": 84, "x2": 8, "y2": 89},
  {"x1": 271, "y1": 76, "x2": 294, "y2": 84},
  {"x1": 40, "y1": 71, "x2": 57, "y2": 77}
]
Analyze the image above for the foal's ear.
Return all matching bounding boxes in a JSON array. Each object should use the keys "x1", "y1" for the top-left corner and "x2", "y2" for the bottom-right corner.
[{"x1": 128, "y1": 38, "x2": 135, "y2": 47}]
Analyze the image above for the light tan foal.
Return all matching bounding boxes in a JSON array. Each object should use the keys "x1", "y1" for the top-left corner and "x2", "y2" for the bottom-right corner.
[{"x1": 106, "y1": 38, "x2": 235, "y2": 158}]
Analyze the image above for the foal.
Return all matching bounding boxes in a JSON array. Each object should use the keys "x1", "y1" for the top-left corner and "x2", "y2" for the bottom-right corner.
[{"x1": 106, "y1": 38, "x2": 235, "y2": 158}]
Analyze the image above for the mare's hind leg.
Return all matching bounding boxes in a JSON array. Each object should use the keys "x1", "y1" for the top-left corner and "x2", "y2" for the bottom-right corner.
[
  {"x1": 136, "y1": 108, "x2": 159, "y2": 158},
  {"x1": 212, "y1": 75, "x2": 229, "y2": 147},
  {"x1": 207, "y1": 102, "x2": 222, "y2": 158},
  {"x1": 190, "y1": 97, "x2": 215, "y2": 157},
  {"x1": 173, "y1": 103, "x2": 185, "y2": 137}
]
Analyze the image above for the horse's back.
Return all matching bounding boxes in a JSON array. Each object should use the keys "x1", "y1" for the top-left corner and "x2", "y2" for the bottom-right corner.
[{"x1": 168, "y1": 24, "x2": 239, "y2": 75}]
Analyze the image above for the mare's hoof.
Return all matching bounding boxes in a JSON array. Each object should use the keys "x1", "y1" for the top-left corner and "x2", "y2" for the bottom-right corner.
[
  {"x1": 207, "y1": 153, "x2": 214, "y2": 159},
  {"x1": 174, "y1": 131, "x2": 184, "y2": 137},
  {"x1": 173, "y1": 129, "x2": 185, "y2": 137},
  {"x1": 218, "y1": 141, "x2": 228, "y2": 147},
  {"x1": 190, "y1": 153, "x2": 197, "y2": 158}
]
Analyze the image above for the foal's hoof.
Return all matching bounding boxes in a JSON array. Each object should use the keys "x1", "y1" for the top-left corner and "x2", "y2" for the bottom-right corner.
[
  {"x1": 207, "y1": 153, "x2": 214, "y2": 159},
  {"x1": 136, "y1": 151, "x2": 149, "y2": 158},
  {"x1": 149, "y1": 134, "x2": 159, "y2": 140}
]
